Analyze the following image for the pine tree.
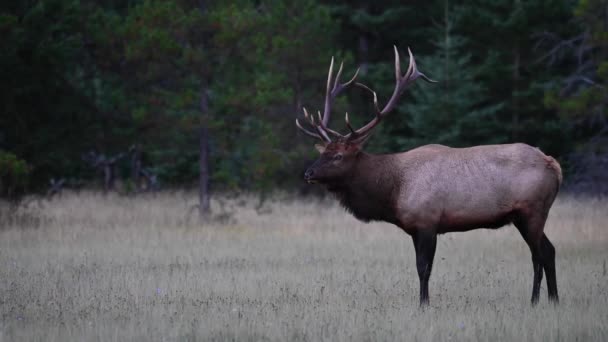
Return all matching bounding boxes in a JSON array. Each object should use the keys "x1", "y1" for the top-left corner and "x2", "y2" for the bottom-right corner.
[
  {"x1": 386, "y1": 1, "x2": 503, "y2": 151},
  {"x1": 540, "y1": 0, "x2": 608, "y2": 194},
  {"x1": 454, "y1": 0, "x2": 575, "y2": 153}
]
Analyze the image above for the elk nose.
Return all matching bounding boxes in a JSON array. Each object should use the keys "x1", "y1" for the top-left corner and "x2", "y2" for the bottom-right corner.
[{"x1": 304, "y1": 169, "x2": 314, "y2": 180}]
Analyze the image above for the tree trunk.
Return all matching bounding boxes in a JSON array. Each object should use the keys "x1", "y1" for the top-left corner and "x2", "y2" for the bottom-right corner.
[
  {"x1": 130, "y1": 144, "x2": 142, "y2": 191},
  {"x1": 444, "y1": 0, "x2": 450, "y2": 98},
  {"x1": 195, "y1": 0, "x2": 210, "y2": 220},
  {"x1": 511, "y1": 0, "x2": 521, "y2": 142},
  {"x1": 358, "y1": 3, "x2": 370, "y2": 75},
  {"x1": 294, "y1": 68, "x2": 302, "y2": 120},
  {"x1": 358, "y1": 33, "x2": 369, "y2": 75},
  {"x1": 199, "y1": 88, "x2": 211, "y2": 219},
  {"x1": 103, "y1": 163, "x2": 112, "y2": 193},
  {"x1": 512, "y1": 45, "x2": 520, "y2": 141}
]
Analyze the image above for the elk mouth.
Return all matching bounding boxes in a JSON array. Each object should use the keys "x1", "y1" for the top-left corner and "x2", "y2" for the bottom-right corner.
[
  {"x1": 304, "y1": 175, "x2": 319, "y2": 184},
  {"x1": 304, "y1": 169, "x2": 320, "y2": 184}
]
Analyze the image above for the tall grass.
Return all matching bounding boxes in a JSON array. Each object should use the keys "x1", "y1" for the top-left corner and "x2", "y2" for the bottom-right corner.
[{"x1": 0, "y1": 192, "x2": 607, "y2": 341}]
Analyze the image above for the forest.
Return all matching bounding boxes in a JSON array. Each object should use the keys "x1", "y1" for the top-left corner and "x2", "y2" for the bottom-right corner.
[
  {"x1": 2, "y1": 2, "x2": 608, "y2": 340},
  {"x1": 1, "y1": 0, "x2": 607, "y2": 204}
]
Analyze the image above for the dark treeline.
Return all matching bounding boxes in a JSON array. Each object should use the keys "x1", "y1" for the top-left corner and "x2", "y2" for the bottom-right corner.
[{"x1": 0, "y1": 0, "x2": 607, "y2": 201}]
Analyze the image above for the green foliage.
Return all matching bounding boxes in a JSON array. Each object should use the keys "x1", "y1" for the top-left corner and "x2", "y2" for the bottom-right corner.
[
  {"x1": 0, "y1": 0, "x2": 91, "y2": 188},
  {"x1": 453, "y1": 0, "x2": 575, "y2": 152},
  {"x1": 0, "y1": 0, "x2": 604, "y2": 194},
  {"x1": 0, "y1": 151, "x2": 29, "y2": 201},
  {"x1": 542, "y1": 0, "x2": 607, "y2": 151},
  {"x1": 207, "y1": 0, "x2": 341, "y2": 190},
  {"x1": 392, "y1": 6, "x2": 504, "y2": 150}
]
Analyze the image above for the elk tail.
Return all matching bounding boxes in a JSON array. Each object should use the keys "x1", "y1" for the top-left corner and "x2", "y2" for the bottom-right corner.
[{"x1": 544, "y1": 155, "x2": 563, "y2": 186}]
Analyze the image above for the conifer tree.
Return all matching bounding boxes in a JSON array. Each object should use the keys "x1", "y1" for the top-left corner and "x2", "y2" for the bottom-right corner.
[{"x1": 386, "y1": 1, "x2": 503, "y2": 151}]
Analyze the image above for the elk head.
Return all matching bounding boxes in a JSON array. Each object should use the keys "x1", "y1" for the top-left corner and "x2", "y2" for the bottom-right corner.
[{"x1": 297, "y1": 46, "x2": 435, "y2": 185}]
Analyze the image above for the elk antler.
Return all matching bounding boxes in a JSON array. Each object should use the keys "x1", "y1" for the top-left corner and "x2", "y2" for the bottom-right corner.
[
  {"x1": 296, "y1": 57, "x2": 360, "y2": 142},
  {"x1": 346, "y1": 46, "x2": 436, "y2": 143},
  {"x1": 296, "y1": 46, "x2": 434, "y2": 143}
]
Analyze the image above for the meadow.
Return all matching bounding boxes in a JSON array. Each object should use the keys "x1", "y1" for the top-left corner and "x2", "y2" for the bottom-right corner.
[{"x1": 0, "y1": 192, "x2": 606, "y2": 341}]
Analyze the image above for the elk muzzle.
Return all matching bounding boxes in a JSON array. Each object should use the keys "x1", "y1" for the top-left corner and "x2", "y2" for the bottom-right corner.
[{"x1": 304, "y1": 168, "x2": 317, "y2": 184}]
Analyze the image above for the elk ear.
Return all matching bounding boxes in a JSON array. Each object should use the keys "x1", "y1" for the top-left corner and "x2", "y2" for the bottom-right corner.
[{"x1": 314, "y1": 144, "x2": 326, "y2": 154}]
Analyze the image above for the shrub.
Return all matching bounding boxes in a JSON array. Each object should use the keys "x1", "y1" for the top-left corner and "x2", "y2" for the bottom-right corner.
[{"x1": 0, "y1": 150, "x2": 29, "y2": 202}]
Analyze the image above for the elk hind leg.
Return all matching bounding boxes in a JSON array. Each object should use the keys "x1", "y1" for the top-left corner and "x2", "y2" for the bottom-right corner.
[
  {"x1": 514, "y1": 215, "x2": 545, "y2": 305},
  {"x1": 541, "y1": 234, "x2": 559, "y2": 302},
  {"x1": 412, "y1": 232, "x2": 437, "y2": 306}
]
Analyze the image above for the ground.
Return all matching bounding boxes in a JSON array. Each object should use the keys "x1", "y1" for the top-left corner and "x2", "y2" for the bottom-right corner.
[{"x1": 0, "y1": 192, "x2": 606, "y2": 341}]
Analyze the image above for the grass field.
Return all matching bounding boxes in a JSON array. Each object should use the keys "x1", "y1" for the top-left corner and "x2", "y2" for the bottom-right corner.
[{"x1": 0, "y1": 192, "x2": 607, "y2": 341}]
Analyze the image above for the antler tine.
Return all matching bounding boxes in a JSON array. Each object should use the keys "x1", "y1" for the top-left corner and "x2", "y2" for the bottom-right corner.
[
  {"x1": 394, "y1": 45, "x2": 401, "y2": 84},
  {"x1": 334, "y1": 62, "x2": 344, "y2": 91},
  {"x1": 296, "y1": 118, "x2": 324, "y2": 140},
  {"x1": 303, "y1": 107, "x2": 310, "y2": 120},
  {"x1": 403, "y1": 47, "x2": 415, "y2": 81},
  {"x1": 332, "y1": 62, "x2": 361, "y2": 91},
  {"x1": 355, "y1": 82, "x2": 381, "y2": 114},
  {"x1": 308, "y1": 113, "x2": 333, "y2": 142},
  {"x1": 403, "y1": 47, "x2": 437, "y2": 84},
  {"x1": 297, "y1": 108, "x2": 332, "y2": 142},
  {"x1": 321, "y1": 57, "x2": 360, "y2": 129},
  {"x1": 345, "y1": 112, "x2": 356, "y2": 134},
  {"x1": 326, "y1": 57, "x2": 335, "y2": 91},
  {"x1": 341, "y1": 67, "x2": 360, "y2": 87},
  {"x1": 322, "y1": 57, "x2": 335, "y2": 127},
  {"x1": 318, "y1": 110, "x2": 345, "y2": 138},
  {"x1": 345, "y1": 46, "x2": 435, "y2": 141},
  {"x1": 316, "y1": 125, "x2": 332, "y2": 142},
  {"x1": 303, "y1": 107, "x2": 315, "y2": 125}
]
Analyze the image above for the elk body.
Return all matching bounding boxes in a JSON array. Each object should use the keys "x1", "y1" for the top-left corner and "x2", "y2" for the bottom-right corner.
[{"x1": 296, "y1": 47, "x2": 561, "y2": 306}]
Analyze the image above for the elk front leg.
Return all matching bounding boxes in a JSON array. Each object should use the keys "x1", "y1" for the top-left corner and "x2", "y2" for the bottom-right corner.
[{"x1": 412, "y1": 232, "x2": 437, "y2": 306}]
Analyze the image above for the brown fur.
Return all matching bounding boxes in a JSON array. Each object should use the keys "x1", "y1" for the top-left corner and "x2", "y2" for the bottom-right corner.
[
  {"x1": 304, "y1": 141, "x2": 562, "y2": 305},
  {"x1": 543, "y1": 155, "x2": 563, "y2": 185},
  {"x1": 299, "y1": 47, "x2": 561, "y2": 306}
]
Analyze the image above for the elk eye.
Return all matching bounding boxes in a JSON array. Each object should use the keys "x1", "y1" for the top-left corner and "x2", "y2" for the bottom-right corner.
[{"x1": 334, "y1": 154, "x2": 343, "y2": 161}]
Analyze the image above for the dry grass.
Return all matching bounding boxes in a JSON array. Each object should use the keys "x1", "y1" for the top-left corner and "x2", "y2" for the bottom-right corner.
[{"x1": 0, "y1": 191, "x2": 607, "y2": 341}]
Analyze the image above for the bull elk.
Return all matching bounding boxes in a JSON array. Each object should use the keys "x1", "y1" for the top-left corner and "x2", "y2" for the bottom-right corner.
[{"x1": 296, "y1": 46, "x2": 562, "y2": 306}]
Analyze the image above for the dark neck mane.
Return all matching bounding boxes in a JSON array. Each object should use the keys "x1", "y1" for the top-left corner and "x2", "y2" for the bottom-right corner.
[{"x1": 326, "y1": 153, "x2": 399, "y2": 224}]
